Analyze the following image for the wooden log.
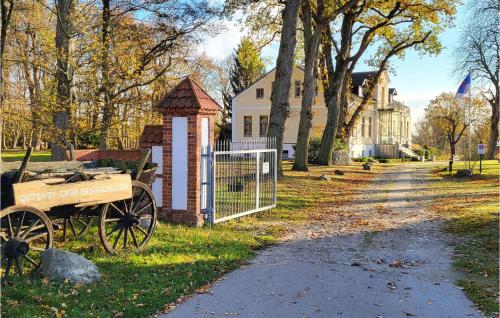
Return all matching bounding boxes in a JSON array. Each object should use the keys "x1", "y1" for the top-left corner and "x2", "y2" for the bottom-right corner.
[
  {"x1": 69, "y1": 144, "x2": 75, "y2": 161},
  {"x1": 134, "y1": 149, "x2": 151, "y2": 181},
  {"x1": 12, "y1": 174, "x2": 132, "y2": 211},
  {"x1": 1, "y1": 160, "x2": 85, "y2": 174},
  {"x1": 16, "y1": 147, "x2": 33, "y2": 183}
]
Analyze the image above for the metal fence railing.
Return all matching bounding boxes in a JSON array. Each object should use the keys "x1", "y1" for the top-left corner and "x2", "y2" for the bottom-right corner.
[{"x1": 206, "y1": 138, "x2": 277, "y2": 224}]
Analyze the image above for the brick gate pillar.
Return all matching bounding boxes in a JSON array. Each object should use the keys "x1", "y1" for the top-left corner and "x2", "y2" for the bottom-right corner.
[{"x1": 156, "y1": 77, "x2": 221, "y2": 226}]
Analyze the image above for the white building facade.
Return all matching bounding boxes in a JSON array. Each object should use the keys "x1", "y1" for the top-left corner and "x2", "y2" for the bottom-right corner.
[{"x1": 231, "y1": 66, "x2": 412, "y2": 159}]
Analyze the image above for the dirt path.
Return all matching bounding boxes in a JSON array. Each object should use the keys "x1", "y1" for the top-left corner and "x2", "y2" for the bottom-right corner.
[{"x1": 160, "y1": 164, "x2": 483, "y2": 318}]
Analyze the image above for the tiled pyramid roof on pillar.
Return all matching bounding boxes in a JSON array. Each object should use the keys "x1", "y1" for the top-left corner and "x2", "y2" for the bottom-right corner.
[
  {"x1": 139, "y1": 125, "x2": 163, "y2": 146},
  {"x1": 157, "y1": 77, "x2": 222, "y2": 114}
]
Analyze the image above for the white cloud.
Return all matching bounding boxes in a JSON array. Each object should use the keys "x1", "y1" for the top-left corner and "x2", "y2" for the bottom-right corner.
[
  {"x1": 393, "y1": 88, "x2": 445, "y2": 131},
  {"x1": 197, "y1": 20, "x2": 246, "y2": 59}
]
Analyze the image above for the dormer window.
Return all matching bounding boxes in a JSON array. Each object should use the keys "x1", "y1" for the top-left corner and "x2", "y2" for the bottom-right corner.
[
  {"x1": 256, "y1": 88, "x2": 264, "y2": 99},
  {"x1": 389, "y1": 88, "x2": 397, "y2": 103}
]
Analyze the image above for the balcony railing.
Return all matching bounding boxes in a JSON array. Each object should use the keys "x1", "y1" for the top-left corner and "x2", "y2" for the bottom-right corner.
[{"x1": 379, "y1": 135, "x2": 410, "y2": 145}]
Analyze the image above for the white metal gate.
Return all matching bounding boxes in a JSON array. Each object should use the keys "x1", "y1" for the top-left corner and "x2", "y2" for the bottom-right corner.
[{"x1": 204, "y1": 138, "x2": 277, "y2": 224}]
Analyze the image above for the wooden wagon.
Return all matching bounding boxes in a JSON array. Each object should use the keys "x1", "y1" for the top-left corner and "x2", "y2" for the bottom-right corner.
[{"x1": 0, "y1": 149, "x2": 158, "y2": 280}]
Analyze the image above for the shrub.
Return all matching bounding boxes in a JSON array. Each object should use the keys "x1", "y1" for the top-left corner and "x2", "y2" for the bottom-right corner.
[
  {"x1": 353, "y1": 156, "x2": 375, "y2": 163},
  {"x1": 378, "y1": 158, "x2": 403, "y2": 163},
  {"x1": 292, "y1": 137, "x2": 321, "y2": 164},
  {"x1": 308, "y1": 137, "x2": 321, "y2": 163},
  {"x1": 334, "y1": 139, "x2": 345, "y2": 151}
]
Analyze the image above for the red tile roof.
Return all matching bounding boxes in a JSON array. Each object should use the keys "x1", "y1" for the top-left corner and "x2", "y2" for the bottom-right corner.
[
  {"x1": 157, "y1": 77, "x2": 221, "y2": 113},
  {"x1": 139, "y1": 125, "x2": 163, "y2": 145}
]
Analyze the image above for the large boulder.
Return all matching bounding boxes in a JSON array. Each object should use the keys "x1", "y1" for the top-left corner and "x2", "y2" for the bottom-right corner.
[
  {"x1": 41, "y1": 248, "x2": 101, "y2": 284},
  {"x1": 333, "y1": 150, "x2": 351, "y2": 166},
  {"x1": 362, "y1": 163, "x2": 373, "y2": 171},
  {"x1": 334, "y1": 169, "x2": 345, "y2": 176},
  {"x1": 456, "y1": 169, "x2": 472, "y2": 178}
]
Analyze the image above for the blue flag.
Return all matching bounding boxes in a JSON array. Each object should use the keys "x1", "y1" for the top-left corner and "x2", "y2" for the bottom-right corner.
[{"x1": 455, "y1": 74, "x2": 471, "y2": 99}]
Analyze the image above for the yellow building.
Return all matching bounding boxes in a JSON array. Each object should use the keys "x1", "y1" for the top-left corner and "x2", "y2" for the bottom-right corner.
[{"x1": 231, "y1": 66, "x2": 413, "y2": 158}]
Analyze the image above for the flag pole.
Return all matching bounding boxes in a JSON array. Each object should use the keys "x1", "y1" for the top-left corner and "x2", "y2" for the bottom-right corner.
[{"x1": 468, "y1": 85, "x2": 472, "y2": 171}]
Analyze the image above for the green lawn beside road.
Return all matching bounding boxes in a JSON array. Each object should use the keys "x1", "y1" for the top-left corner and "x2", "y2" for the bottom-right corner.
[
  {"x1": 1, "y1": 150, "x2": 52, "y2": 162},
  {"x1": 1, "y1": 162, "x2": 372, "y2": 317},
  {"x1": 435, "y1": 160, "x2": 499, "y2": 314}
]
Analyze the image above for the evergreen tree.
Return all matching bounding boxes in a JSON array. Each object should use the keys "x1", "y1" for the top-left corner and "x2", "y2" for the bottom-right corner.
[
  {"x1": 230, "y1": 37, "x2": 266, "y2": 96},
  {"x1": 220, "y1": 37, "x2": 266, "y2": 139}
]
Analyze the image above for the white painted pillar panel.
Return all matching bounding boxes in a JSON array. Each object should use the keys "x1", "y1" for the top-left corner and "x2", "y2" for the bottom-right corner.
[
  {"x1": 172, "y1": 117, "x2": 188, "y2": 210},
  {"x1": 152, "y1": 177, "x2": 162, "y2": 207},
  {"x1": 152, "y1": 145, "x2": 163, "y2": 175},
  {"x1": 200, "y1": 118, "x2": 209, "y2": 210}
]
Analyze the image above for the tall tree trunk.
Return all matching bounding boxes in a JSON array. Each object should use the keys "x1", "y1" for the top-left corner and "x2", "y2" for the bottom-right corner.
[
  {"x1": 12, "y1": 127, "x2": 19, "y2": 148},
  {"x1": 90, "y1": 104, "x2": 99, "y2": 129},
  {"x1": 1, "y1": 0, "x2": 13, "y2": 108},
  {"x1": 337, "y1": 76, "x2": 349, "y2": 140},
  {"x1": 99, "y1": 0, "x2": 112, "y2": 150},
  {"x1": 317, "y1": 14, "x2": 354, "y2": 165},
  {"x1": 449, "y1": 141, "x2": 456, "y2": 172},
  {"x1": 22, "y1": 59, "x2": 43, "y2": 150},
  {"x1": 1, "y1": 131, "x2": 5, "y2": 150},
  {"x1": 292, "y1": 0, "x2": 323, "y2": 171},
  {"x1": 53, "y1": 0, "x2": 73, "y2": 160},
  {"x1": 487, "y1": 93, "x2": 499, "y2": 159},
  {"x1": 266, "y1": 0, "x2": 302, "y2": 178}
]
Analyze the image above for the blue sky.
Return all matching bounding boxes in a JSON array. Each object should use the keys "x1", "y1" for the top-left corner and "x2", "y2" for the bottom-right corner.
[{"x1": 199, "y1": 2, "x2": 468, "y2": 124}]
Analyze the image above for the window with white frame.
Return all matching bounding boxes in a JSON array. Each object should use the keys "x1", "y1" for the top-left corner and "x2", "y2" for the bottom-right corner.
[
  {"x1": 368, "y1": 117, "x2": 372, "y2": 137},
  {"x1": 244, "y1": 116, "x2": 252, "y2": 137},
  {"x1": 256, "y1": 88, "x2": 264, "y2": 99},
  {"x1": 361, "y1": 117, "x2": 366, "y2": 137}
]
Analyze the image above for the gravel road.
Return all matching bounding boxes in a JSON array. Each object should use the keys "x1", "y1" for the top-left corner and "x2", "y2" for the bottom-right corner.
[{"x1": 160, "y1": 164, "x2": 483, "y2": 318}]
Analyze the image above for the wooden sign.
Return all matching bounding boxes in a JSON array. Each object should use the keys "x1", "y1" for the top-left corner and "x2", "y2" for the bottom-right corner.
[{"x1": 13, "y1": 174, "x2": 132, "y2": 211}]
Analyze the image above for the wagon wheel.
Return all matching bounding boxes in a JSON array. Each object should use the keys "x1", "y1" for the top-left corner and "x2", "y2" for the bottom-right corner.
[
  {"x1": 98, "y1": 181, "x2": 157, "y2": 254},
  {"x1": 54, "y1": 215, "x2": 93, "y2": 242},
  {"x1": 0, "y1": 206, "x2": 54, "y2": 281}
]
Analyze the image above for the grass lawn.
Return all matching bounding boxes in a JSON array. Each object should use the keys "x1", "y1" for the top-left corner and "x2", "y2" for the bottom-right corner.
[
  {"x1": 1, "y1": 150, "x2": 52, "y2": 162},
  {"x1": 1, "y1": 162, "x2": 374, "y2": 318},
  {"x1": 433, "y1": 160, "x2": 499, "y2": 314}
]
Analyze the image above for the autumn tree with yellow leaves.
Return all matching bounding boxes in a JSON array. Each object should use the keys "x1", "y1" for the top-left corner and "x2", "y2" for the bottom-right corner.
[
  {"x1": 424, "y1": 92, "x2": 488, "y2": 172},
  {"x1": 1, "y1": 0, "x2": 222, "y2": 156}
]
